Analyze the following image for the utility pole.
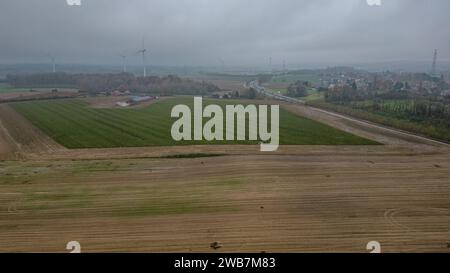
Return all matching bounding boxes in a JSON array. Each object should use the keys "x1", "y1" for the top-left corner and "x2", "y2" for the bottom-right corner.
[
  {"x1": 52, "y1": 58, "x2": 56, "y2": 73},
  {"x1": 431, "y1": 49, "x2": 438, "y2": 76}
]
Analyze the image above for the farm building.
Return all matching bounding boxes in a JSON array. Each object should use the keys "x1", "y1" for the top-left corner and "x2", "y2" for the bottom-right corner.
[
  {"x1": 116, "y1": 96, "x2": 154, "y2": 107},
  {"x1": 130, "y1": 96, "x2": 153, "y2": 104},
  {"x1": 111, "y1": 90, "x2": 131, "y2": 96},
  {"x1": 116, "y1": 101, "x2": 130, "y2": 107}
]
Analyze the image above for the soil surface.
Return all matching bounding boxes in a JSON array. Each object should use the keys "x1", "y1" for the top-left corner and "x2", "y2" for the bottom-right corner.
[{"x1": 0, "y1": 100, "x2": 449, "y2": 253}]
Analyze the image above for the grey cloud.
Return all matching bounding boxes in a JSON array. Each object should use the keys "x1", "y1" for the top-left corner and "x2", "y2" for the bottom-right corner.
[{"x1": 0, "y1": 0, "x2": 449, "y2": 66}]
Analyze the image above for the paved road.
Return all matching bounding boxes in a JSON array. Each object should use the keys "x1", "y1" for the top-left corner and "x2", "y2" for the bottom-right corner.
[{"x1": 248, "y1": 80, "x2": 305, "y2": 104}]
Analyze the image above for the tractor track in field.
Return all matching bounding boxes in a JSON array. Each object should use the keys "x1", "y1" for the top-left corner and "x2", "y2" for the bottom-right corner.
[
  {"x1": 0, "y1": 104, "x2": 65, "y2": 160},
  {"x1": 0, "y1": 99, "x2": 449, "y2": 252},
  {"x1": 0, "y1": 152, "x2": 449, "y2": 252}
]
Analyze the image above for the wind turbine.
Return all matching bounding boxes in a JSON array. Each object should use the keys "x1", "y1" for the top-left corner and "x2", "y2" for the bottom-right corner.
[
  {"x1": 137, "y1": 39, "x2": 147, "y2": 77},
  {"x1": 218, "y1": 58, "x2": 225, "y2": 72},
  {"x1": 120, "y1": 54, "x2": 127, "y2": 73},
  {"x1": 46, "y1": 54, "x2": 56, "y2": 73}
]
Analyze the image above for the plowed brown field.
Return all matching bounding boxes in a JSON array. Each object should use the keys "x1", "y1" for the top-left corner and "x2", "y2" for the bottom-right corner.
[{"x1": 0, "y1": 101, "x2": 449, "y2": 253}]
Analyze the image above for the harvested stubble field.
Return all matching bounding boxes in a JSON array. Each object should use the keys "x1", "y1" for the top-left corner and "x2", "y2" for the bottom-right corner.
[{"x1": 0, "y1": 97, "x2": 449, "y2": 253}]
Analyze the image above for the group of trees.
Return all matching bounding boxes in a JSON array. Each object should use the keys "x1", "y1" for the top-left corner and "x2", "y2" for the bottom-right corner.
[
  {"x1": 325, "y1": 84, "x2": 368, "y2": 102},
  {"x1": 6, "y1": 73, "x2": 220, "y2": 96},
  {"x1": 247, "y1": 88, "x2": 257, "y2": 99},
  {"x1": 287, "y1": 81, "x2": 309, "y2": 97},
  {"x1": 362, "y1": 100, "x2": 449, "y2": 120},
  {"x1": 324, "y1": 84, "x2": 449, "y2": 121}
]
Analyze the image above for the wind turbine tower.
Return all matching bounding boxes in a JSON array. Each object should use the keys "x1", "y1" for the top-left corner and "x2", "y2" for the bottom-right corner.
[
  {"x1": 218, "y1": 58, "x2": 225, "y2": 72},
  {"x1": 431, "y1": 49, "x2": 438, "y2": 76},
  {"x1": 47, "y1": 54, "x2": 56, "y2": 73},
  {"x1": 137, "y1": 39, "x2": 147, "y2": 77},
  {"x1": 120, "y1": 54, "x2": 127, "y2": 73}
]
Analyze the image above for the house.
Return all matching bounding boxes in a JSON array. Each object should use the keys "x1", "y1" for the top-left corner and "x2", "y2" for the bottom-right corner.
[
  {"x1": 115, "y1": 96, "x2": 154, "y2": 108},
  {"x1": 111, "y1": 90, "x2": 131, "y2": 96}
]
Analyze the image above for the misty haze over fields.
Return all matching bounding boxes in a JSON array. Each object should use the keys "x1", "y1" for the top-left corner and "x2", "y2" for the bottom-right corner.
[{"x1": 0, "y1": 0, "x2": 449, "y2": 69}]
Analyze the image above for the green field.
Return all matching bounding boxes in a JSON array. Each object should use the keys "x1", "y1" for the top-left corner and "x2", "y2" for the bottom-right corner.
[
  {"x1": 0, "y1": 85, "x2": 30, "y2": 93},
  {"x1": 271, "y1": 73, "x2": 322, "y2": 85},
  {"x1": 271, "y1": 88, "x2": 324, "y2": 101},
  {"x1": 0, "y1": 84, "x2": 79, "y2": 93},
  {"x1": 302, "y1": 89, "x2": 324, "y2": 101},
  {"x1": 11, "y1": 97, "x2": 378, "y2": 148},
  {"x1": 271, "y1": 88, "x2": 288, "y2": 95}
]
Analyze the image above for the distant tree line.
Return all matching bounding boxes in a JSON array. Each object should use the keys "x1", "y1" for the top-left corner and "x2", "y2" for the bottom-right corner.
[
  {"x1": 325, "y1": 84, "x2": 448, "y2": 103},
  {"x1": 309, "y1": 100, "x2": 450, "y2": 143},
  {"x1": 324, "y1": 85, "x2": 449, "y2": 121},
  {"x1": 6, "y1": 73, "x2": 220, "y2": 96},
  {"x1": 364, "y1": 100, "x2": 449, "y2": 121},
  {"x1": 6, "y1": 73, "x2": 79, "y2": 88}
]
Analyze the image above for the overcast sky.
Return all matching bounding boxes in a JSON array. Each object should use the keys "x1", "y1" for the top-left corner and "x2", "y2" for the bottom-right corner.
[{"x1": 0, "y1": 0, "x2": 449, "y2": 67}]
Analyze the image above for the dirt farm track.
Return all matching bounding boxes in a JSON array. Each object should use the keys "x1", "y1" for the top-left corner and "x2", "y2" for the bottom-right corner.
[{"x1": 0, "y1": 101, "x2": 449, "y2": 253}]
